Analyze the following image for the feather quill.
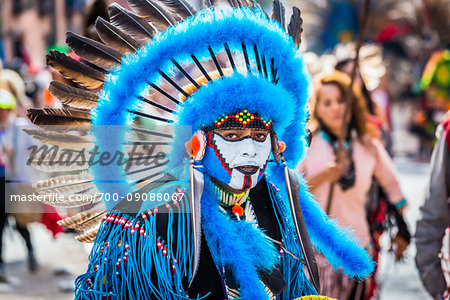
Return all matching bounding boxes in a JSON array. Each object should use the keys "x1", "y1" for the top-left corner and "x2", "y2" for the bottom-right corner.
[
  {"x1": 288, "y1": 7, "x2": 303, "y2": 47},
  {"x1": 272, "y1": 0, "x2": 285, "y2": 29},
  {"x1": 27, "y1": 108, "x2": 91, "y2": 128},
  {"x1": 108, "y1": 3, "x2": 155, "y2": 44},
  {"x1": 57, "y1": 212, "x2": 106, "y2": 231},
  {"x1": 49, "y1": 81, "x2": 99, "y2": 110},
  {"x1": 95, "y1": 17, "x2": 141, "y2": 55},
  {"x1": 66, "y1": 31, "x2": 122, "y2": 71},
  {"x1": 128, "y1": 0, "x2": 177, "y2": 30},
  {"x1": 158, "y1": 0, "x2": 197, "y2": 19},
  {"x1": 46, "y1": 50, "x2": 105, "y2": 90},
  {"x1": 23, "y1": 128, "x2": 94, "y2": 151},
  {"x1": 72, "y1": 212, "x2": 105, "y2": 231}
]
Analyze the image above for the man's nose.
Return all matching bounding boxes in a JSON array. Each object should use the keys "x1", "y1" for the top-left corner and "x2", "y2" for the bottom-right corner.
[{"x1": 240, "y1": 139, "x2": 257, "y2": 157}]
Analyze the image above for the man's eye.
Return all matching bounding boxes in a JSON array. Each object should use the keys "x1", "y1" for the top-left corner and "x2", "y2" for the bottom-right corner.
[
  {"x1": 254, "y1": 133, "x2": 267, "y2": 141},
  {"x1": 226, "y1": 133, "x2": 238, "y2": 139}
]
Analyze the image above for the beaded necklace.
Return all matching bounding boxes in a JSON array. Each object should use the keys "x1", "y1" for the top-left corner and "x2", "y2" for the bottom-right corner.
[{"x1": 209, "y1": 180, "x2": 250, "y2": 219}]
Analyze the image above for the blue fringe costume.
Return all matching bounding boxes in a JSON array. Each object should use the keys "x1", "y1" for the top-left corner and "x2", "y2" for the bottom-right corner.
[{"x1": 64, "y1": 5, "x2": 374, "y2": 300}]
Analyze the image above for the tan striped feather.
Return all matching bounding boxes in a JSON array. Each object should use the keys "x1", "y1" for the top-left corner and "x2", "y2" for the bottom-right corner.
[
  {"x1": 23, "y1": 129, "x2": 94, "y2": 151},
  {"x1": 75, "y1": 226, "x2": 99, "y2": 243},
  {"x1": 58, "y1": 212, "x2": 106, "y2": 231}
]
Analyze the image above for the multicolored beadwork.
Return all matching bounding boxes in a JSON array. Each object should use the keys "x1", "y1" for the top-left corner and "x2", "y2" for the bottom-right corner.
[{"x1": 202, "y1": 110, "x2": 273, "y2": 131}]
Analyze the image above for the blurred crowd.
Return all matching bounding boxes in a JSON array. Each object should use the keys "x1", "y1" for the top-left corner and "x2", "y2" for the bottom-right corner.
[{"x1": 0, "y1": 0, "x2": 449, "y2": 300}]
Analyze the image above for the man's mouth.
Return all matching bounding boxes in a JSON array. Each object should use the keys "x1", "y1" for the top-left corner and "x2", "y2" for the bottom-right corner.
[{"x1": 235, "y1": 165, "x2": 259, "y2": 175}]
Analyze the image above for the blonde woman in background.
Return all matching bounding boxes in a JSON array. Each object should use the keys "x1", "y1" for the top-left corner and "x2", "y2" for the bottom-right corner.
[{"x1": 298, "y1": 70, "x2": 408, "y2": 299}]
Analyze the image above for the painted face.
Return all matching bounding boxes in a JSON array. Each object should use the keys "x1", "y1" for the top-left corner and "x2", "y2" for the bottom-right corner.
[{"x1": 202, "y1": 128, "x2": 272, "y2": 191}]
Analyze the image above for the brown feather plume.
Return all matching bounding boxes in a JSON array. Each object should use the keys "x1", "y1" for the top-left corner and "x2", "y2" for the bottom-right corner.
[
  {"x1": 239, "y1": 0, "x2": 254, "y2": 8},
  {"x1": 158, "y1": 0, "x2": 197, "y2": 19},
  {"x1": 95, "y1": 17, "x2": 142, "y2": 55},
  {"x1": 272, "y1": 0, "x2": 286, "y2": 29},
  {"x1": 108, "y1": 3, "x2": 155, "y2": 44},
  {"x1": 128, "y1": 0, "x2": 177, "y2": 30},
  {"x1": 66, "y1": 31, "x2": 122, "y2": 71},
  {"x1": 23, "y1": 128, "x2": 94, "y2": 151},
  {"x1": 46, "y1": 50, "x2": 105, "y2": 90},
  {"x1": 34, "y1": 171, "x2": 94, "y2": 191},
  {"x1": 288, "y1": 7, "x2": 303, "y2": 47},
  {"x1": 27, "y1": 108, "x2": 91, "y2": 128},
  {"x1": 232, "y1": 0, "x2": 243, "y2": 8},
  {"x1": 58, "y1": 212, "x2": 106, "y2": 231},
  {"x1": 76, "y1": 228, "x2": 99, "y2": 243},
  {"x1": 49, "y1": 81, "x2": 99, "y2": 110}
]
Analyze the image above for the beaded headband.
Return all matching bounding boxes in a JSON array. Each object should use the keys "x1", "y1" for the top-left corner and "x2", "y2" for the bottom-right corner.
[{"x1": 202, "y1": 109, "x2": 273, "y2": 132}]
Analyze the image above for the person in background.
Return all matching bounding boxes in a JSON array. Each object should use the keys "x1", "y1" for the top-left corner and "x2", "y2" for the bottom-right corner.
[
  {"x1": 0, "y1": 88, "x2": 17, "y2": 282},
  {"x1": 0, "y1": 65, "x2": 40, "y2": 275},
  {"x1": 335, "y1": 58, "x2": 410, "y2": 299},
  {"x1": 0, "y1": 65, "x2": 65, "y2": 278},
  {"x1": 298, "y1": 70, "x2": 409, "y2": 299},
  {"x1": 415, "y1": 111, "x2": 450, "y2": 300},
  {"x1": 335, "y1": 58, "x2": 388, "y2": 144}
]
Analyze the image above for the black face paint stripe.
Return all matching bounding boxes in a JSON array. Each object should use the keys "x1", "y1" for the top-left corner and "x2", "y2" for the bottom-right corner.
[{"x1": 241, "y1": 174, "x2": 252, "y2": 190}]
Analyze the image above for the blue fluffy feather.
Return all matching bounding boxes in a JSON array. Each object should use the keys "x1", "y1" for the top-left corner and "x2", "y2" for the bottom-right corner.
[
  {"x1": 177, "y1": 73, "x2": 295, "y2": 136},
  {"x1": 200, "y1": 177, "x2": 278, "y2": 299},
  {"x1": 267, "y1": 164, "x2": 375, "y2": 279}
]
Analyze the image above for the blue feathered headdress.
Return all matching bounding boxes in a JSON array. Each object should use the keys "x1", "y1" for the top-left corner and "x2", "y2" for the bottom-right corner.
[{"x1": 92, "y1": 8, "x2": 311, "y2": 193}]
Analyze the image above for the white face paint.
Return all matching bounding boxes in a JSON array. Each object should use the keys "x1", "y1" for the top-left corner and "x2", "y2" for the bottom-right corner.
[{"x1": 210, "y1": 132, "x2": 272, "y2": 190}]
